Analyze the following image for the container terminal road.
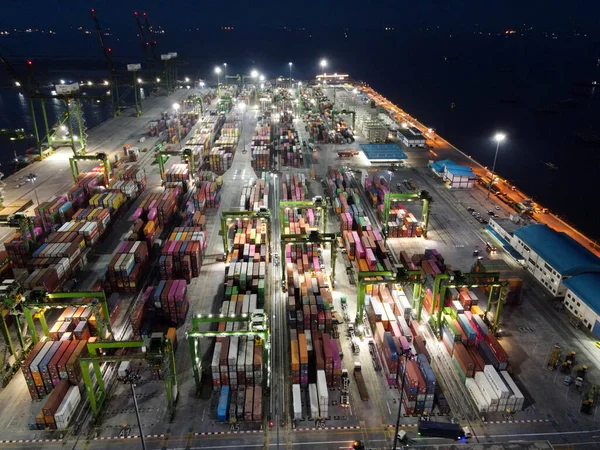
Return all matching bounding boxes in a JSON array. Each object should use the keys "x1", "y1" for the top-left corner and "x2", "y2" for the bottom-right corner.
[{"x1": 0, "y1": 69, "x2": 597, "y2": 450}]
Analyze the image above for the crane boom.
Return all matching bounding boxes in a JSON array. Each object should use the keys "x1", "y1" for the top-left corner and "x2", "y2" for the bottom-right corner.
[
  {"x1": 143, "y1": 12, "x2": 159, "y2": 60},
  {"x1": 90, "y1": 9, "x2": 114, "y2": 74},
  {"x1": 133, "y1": 11, "x2": 150, "y2": 65}
]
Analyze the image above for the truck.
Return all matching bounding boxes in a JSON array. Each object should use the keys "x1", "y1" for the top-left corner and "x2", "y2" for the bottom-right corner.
[
  {"x1": 292, "y1": 384, "x2": 303, "y2": 420},
  {"x1": 417, "y1": 419, "x2": 466, "y2": 440},
  {"x1": 354, "y1": 362, "x2": 370, "y2": 401}
]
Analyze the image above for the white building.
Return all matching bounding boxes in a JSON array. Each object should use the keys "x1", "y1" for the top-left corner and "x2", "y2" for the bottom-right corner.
[
  {"x1": 510, "y1": 224, "x2": 600, "y2": 336},
  {"x1": 429, "y1": 159, "x2": 476, "y2": 188},
  {"x1": 397, "y1": 127, "x2": 426, "y2": 148}
]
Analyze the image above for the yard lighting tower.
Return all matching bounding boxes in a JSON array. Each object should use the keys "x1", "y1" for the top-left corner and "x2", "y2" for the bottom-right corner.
[
  {"x1": 320, "y1": 59, "x2": 327, "y2": 76},
  {"x1": 223, "y1": 62, "x2": 227, "y2": 80},
  {"x1": 487, "y1": 132, "x2": 506, "y2": 200},
  {"x1": 214, "y1": 66, "x2": 222, "y2": 96},
  {"x1": 288, "y1": 62, "x2": 293, "y2": 89},
  {"x1": 172, "y1": 103, "x2": 182, "y2": 149}
]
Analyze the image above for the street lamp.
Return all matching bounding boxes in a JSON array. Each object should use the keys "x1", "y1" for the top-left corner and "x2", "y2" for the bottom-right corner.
[
  {"x1": 28, "y1": 173, "x2": 46, "y2": 232},
  {"x1": 259, "y1": 75, "x2": 265, "y2": 82},
  {"x1": 199, "y1": 81, "x2": 205, "y2": 89},
  {"x1": 156, "y1": 77, "x2": 161, "y2": 83},
  {"x1": 137, "y1": 78, "x2": 142, "y2": 83},
  {"x1": 185, "y1": 77, "x2": 190, "y2": 83},
  {"x1": 320, "y1": 59, "x2": 327, "y2": 76},
  {"x1": 118, "y1": 369, "x2": 147, "y2": 450},
  {"x1": 251, "y1": 69, "x2": 258, "y2": 79},
  {"x1": 214, "y1": 66, "x2": 221, "y2": 85},
  {"x1": 223, "y1": 62, "x2": 227, "y2": 80},
  {"x1": 173, "y1": 103, "x2": 182, "y2": 149},
  {"x1": 487, "y1": 132, "x2": 506, "y2": 200},
  {"x1": 288, "y1": 62, "x2": 292, "y2": 89},
  {"x1": 15, "y1": 81, "x2": 20, "y2": 87}
]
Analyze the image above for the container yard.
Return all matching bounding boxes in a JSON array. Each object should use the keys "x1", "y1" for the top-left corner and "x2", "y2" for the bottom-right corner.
[{"x1": 0, "y1": 73, "x2": 596, "y2": 450}]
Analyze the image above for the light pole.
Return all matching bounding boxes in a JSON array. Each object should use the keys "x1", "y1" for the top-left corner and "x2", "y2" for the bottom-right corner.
[
  {"x1": 173, "y1": 103, "x2": 182, "y2": 149},
  {"x1": 320, "y1": 59, "x2": 327, "y2": 77},
  {"x1": 214, "y1": 67, "x2": 221, "y2": 97},
  {"x1": 487, "y1": 132, "x2": 506, "y2": 200},
  {"x1": 288, "y1": 62, "x2": 293, "y2": 89},
  {"x1": 393, "y1": 349, "x2": 413, "y2": 450},
  {"x1": 28, "y1": 173, "x2": 46, "y2": 232},
  {"x1": 251, "y1": 70, "x2": 258, "y2": 104},
  {"x1": 352, "y1": 88, "x2": 358, "y2": 111},
  {"x1": 118, "y1": 369, "x2": 147, "y2": 450},
  {"x1": 223, "y1": 63, "x2": 227, "y2": 82}
]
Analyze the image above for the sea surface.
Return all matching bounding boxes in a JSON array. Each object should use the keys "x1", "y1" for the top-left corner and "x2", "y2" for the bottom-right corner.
[{"x1": 0, "y1": 28, "x2": 599, "y2": 239}]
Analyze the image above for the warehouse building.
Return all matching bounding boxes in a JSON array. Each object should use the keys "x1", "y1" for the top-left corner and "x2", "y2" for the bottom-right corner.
[
  {"x1": 429, "y1": 159, "x2": 477, "y2": 188},
  {"x1": 397, "y1": 127, "x2": 426, "y2": 148},
  {"x1": 510, "y1": 224, "x2": 600, "y2": 336}
]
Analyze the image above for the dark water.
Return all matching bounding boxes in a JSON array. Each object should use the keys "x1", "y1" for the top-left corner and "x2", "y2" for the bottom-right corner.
[{"x1": 1, "y1": 29, "x2": 599, "y2": 239}]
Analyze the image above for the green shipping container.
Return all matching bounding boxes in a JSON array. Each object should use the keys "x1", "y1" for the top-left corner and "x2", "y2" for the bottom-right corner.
[{"x1": 452, "y1": 356, "x2": 467, "y2": 383}]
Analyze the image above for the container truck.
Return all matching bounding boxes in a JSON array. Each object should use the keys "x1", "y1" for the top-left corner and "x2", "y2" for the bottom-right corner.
[
  {"x1": 309, "y1": 383, "x2": 320, "y2": 419},
  {"x1": 354, "y1": 362, "x2": 369, "y2": 401},
  {"x1": 417, "y1": 419, "x2": 466, "y2": 440}
]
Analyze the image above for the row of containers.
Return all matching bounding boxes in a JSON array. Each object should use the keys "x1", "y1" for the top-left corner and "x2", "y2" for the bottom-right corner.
[
  {"x1": 239, "y1": 174, "x2": 270, "y2": 212},
  {"x1": 209, "y1": 111, "x2": 241, "y2": 173},
  {"x1": 251, "y1": 118, "x2": 272, "y2": 170},
  {"x1": 292, "y1": 371, "x2": 329, "y2": 421},
  {"x1": 185, "y1": 114, "x2": 225, "y2": 162},
  {"x1": 283, "y1": 204, "x2": 343, "y2": 422},
  {"x1": 130, "y1": 279, "x2": 191, "y2": 334},
  {"x1": 212, "y1": 187, "x2": 269, "y2": 422},
  {"x1": 194, "y1": 171, "x2": 223, "y2": 210},
  {"x1": 281, "y1": 173, "x2": 308, "y2": 202},
  {"x1": 7, "y1": 164, "x2": 147, "y2": 294},
  {"x1": 366, "y1": 287, "x2": 441, "y2": 416},
  {"x1": 279, "y1": 121, "x2": 303, "y2": 167}
]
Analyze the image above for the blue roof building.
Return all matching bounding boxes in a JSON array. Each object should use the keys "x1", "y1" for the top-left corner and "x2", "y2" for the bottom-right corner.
[
  {"x1": 429, "y1": 159, "x2": 476, "y2": 188},
  {"x1": 510, "y1": 223, "x2": 600, "y2": 337}
]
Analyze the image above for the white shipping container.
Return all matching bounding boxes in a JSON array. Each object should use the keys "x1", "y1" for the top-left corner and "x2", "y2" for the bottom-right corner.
[
  {"x1": 211, "y1": 342, "x2": 222, "y2": 373},
  {"x1": 475, "y1": 371, "x2": 499, "y2": 407},
  {"x1": 292, "y1": 384, "x2": 303, "y2": 420},
  {"x1": 228, "y1": 336, "x2": 239, "y2": 366},
  {"x1": 500, "y1": 371, "x2": 525, "y2": 411},
  {"x1": 465, "y1": 377, "x2": 489, "y2": 412},
  {"x1": 309, "y1": 383, "x2": 320, "y2": 418},
  {"x1": 317, "y1": 370, "x2": 329, "y2": 417},
  {"x1": 54, "y1": 385, "x2": 81, "y2": 430},
  {"x1": 484, "y1": 365, "x2": 510, "y2": 399}
]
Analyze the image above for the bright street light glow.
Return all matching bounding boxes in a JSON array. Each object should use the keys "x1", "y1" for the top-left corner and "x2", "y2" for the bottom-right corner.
[
  {"x1": 137, "y1": 78, "x2": 142, "y2": 83},
  {"x1": 289, "y1": 62, "x2": 292, "y2": 67},
  {"x1": 185, "y1": 77, "x2": 190, "y2": 82},
  {"x1": 60, "y1": 79, "x2": 65, "y2": 84},
  {"x1": 298, "y1": 81, "x2": 302, "y2": 86},
  {"x1": 494, "y1": 132, "x2": 506, "y2": 142},
  {"x1": 223, "y1": 63, "x2": 227, "y2": 67},
  {"x1": 352, "y1": 88, "x2": 358, "y2": 94},
  {"x1": 239, "y1": 102, "x2": 246, "y2": 111},
  {"x1": 156, "y1": 77, "x2": 161, "y2": 82},
  {"x1": 251, "y1": 69, "x2": 258, "y2": 78},
  {"x1": 87, "y1": 81, "x2": 93, "y2": 86},
  {"x1": 214, "y1": 67, "x2": 221, "y2": 74},
  {"x1": 60, "y1": 125, "x2": 67, "y2": 132},
  {"x1": 15, "y1": 81, "x2": 21, "y2": 87},
  {"x1": 172, "y1": 103, "x2": 180, "y2": 110},
  {"x1": 320, "y1": 59, "x2": 327, "y2": 68},
  {"x1": 200, "y1": 81, "x2": 205, "y2": 87},
  {"x1": 259, "y1": 75, "x2": 265, "y2": 81},
  {"x1": 103, "y1": 80, "x2": 109, "y2": 86}
]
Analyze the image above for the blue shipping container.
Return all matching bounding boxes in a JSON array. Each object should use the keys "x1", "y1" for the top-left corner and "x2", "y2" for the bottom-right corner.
[
  {"x1": 217, "y1": 386, "x2": 230, "y2": 423},
  {"x1": 457, "y1": 314, "x2": 477, "y2": 341},
  {"x1": 472, "y1": 315, "x2": 489, "y2": 336}
]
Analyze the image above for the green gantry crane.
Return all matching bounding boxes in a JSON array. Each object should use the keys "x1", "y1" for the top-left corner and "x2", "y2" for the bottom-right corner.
[
  {"x1": 80, "y1": 336, "x2": 177, "y2": 418},
  {"x1": 356, "y1": 268, "x2": 425, "y2": 325},
  {"x1": 279, "y1": 198, "x2": 328, "y2": 235},
  {"x1": 69, "y1": 152, "x2": 112, "y2": 185},
  {"x1": 382, "y1": 191, "x2": 433, "y2": 238},
  {"x1": 187, "y1": 313, "x2": 270, "y2": 395},
  {"x1": 280, "y1": 231, "x2": 339, "y2": 287},
  {"x1": 156, "y1": 148, "x2": 196, "y2": 177},
  {"x1": 430, "y1": 272, "x2": 506, "y2": 335},
  {"x1": 220, "y1": 209, "x2": 272, "y2": 257}
]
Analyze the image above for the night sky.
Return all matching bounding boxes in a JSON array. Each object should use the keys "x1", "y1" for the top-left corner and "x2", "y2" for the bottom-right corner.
[{"x1": 1, "y1": 0, "x2": 599, "y2": 31}]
